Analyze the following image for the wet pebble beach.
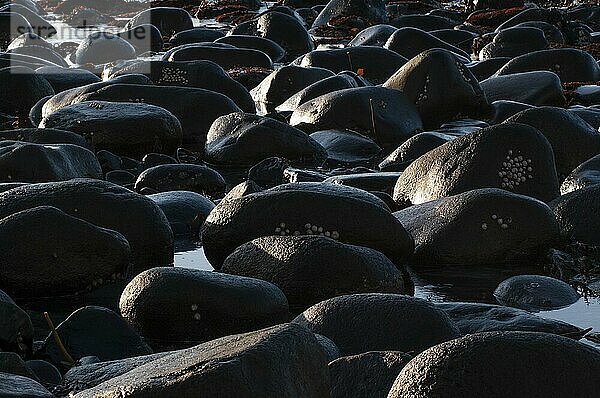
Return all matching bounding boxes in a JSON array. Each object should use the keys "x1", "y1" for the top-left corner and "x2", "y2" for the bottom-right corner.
[{"x1": 1, "y1": 0, "x2": 600, "y2": 396}]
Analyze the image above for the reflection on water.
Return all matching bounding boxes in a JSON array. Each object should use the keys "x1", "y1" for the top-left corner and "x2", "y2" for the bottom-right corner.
[{"x1": 174, "y1": 239, "x2": 213, "y2": 271}]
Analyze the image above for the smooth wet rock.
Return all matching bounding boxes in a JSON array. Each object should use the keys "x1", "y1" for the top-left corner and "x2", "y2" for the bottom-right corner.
[
  {"x1": 222, "y1": 235, "x2": 406, "y2": 312},
  {"x1": 0, "y1": 141, "x2": 101, "y2": 182},
  {"x1": 251, "y1": 65, "x2": 334, "y2": 114},
  {"x1": 312, "y1": 0, "x2": 387, "y2": 29},
  {"x1": 170, "y1": 27, "x2": 225, "y2": 46},
  {"x1": 437, "y1": 302, "x2": 583, "y2": 336},
  {"x1": 550, "y1": 184, "x2": 600, "y2": 246},
  {"x1": 481, "y1": 71, "x2": 566, "y2": 107},
  {"x1": 24, "y1": 361, "x2": 61, "y2": 388},
  {"x1": 7, "y1": 45, "x2": 66, "y2": 67},
  {"x1": 201, "y1": 182, "x2": 414, "y2": 269},
  {"x1": 467, "y1": 57, "x2": 511, "y2": 81},
  {"x1": 348, "y1": 24, "x2": 397, "y2": 47},
  {"x1": 290, "y1": 86, "x2": 423, "y2": 151},
  {"x1": 0, "y1": 128, "x2": 89, "y2": 149},
  {"x1": 0, "y1": 350, "x2": 35, "y2": 380},
  {"x1": 293, "y1": 294, "x2": 460, "y2": 356},
  {"x1": 329, "y1": 351, "x2": 412, "y2": 398},
  {"x1": 205, "y1": 112, "x2": 326, "y2": 168},
  {"x1": 384, "y1": 27, "x2": 469, "y2": 60},
  {"x1": 254, "y1": 11, "x2": 314, "y2": 60},
  {"x1": 392, "y1": 123, "x2": 560, "y2": 205},
  {"x1": 388, "y1": 331, "x2": 600, "y2": 398},
  {"x1": 494, "y1": 275, "x2": 580, "y2": 311},
  {"x1": 0, "y1": 206, "x2": 130, "y2": 298},
  {"x1": 117, "y1": 24, "x2": 163, "y2": 54},
  {"x1": 494, "y1": 48, "x2": 600, "y2": 83},
  {"x1": 40, "y1": 101, "x2": 182, "y2": 159},
  {"x1": 35, "y1": 66, "x2": 101, "y2": 93},
  {"x1": 383, "y1": 49, "x2": 490, "y2": 129},
  {"x1": 126, "y1": 7, "x2": 193, "y2": 37},
  {"x1": 149, "y1": 191, "x2": 214, "y2": 238},
  {"x1": 505, "y1": 106, "x2": 600, "y2": 178},
  {"x1": 0, "y1": 179, "x2": 173, "y2": 273},
  {"x1": 164, "y1": 44, "x2": 274, "y2": 70},
  {"x1": 73, "y1": 323, "x2": 329, "y2": 398},
  {"x1": 6, "y1": 32, "x2": 52, "y2": 51},
  {"x1": 40, "y1": 306, "x2": 152, "y2": 366},
  {"x1": 0, "y1": 4, "x2": 55, "y2": 38},
  {"x1": 0, "y1": 66, "x2": 54, "y2": 119},
  {"x1": 297, "y1": 46, "x2": 407, "y2": 84},
  {"x1": 67, "y1": 84, "x2": 241, "y2": 151},
  {"x1": 0, "y1": 11, "x2": 32, "y2": 50},
  {"x1": 378, "y1": 131, "x2": 452, "y2": 171},
  {"x1": 276, "y1": 72, "x2": 367, "y2": 113},
  {"x1": 103, "y1": 60, "x2": 254, "y2": 113},
  {"x1": 0, "y1": 372, "x2": 53, "y2": 398},
  {"x1": 74, "y1": 32, "x2": 136, "y2": 65},
  {"x1": 0, "y1": 289, "x2": 33, "y2": 355},
  {"x1": 216, "y1": 35, "x2": 285, "y2": 63},
  {"x1": 394, "y1": 188, "x2": 560, "y2": 266},
  {"x1": 119, "y1": 267, "x2": 289, "y2": 345},
  {"x1": 134, "y1": 164, "x2": 226, "y2": 198},
  {"x1": 561, "y1": 154, "x2": 600, "y2": 194},
  {"x1": 311, "y1": 129, "x2": 381, "y2": 167},
  {"x1": 479, "y1": 27, "x2": 548, "y2": 59}
]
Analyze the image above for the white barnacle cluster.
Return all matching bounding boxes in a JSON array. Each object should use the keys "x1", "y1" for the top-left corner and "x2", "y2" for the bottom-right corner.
[
  {"x1": 191, "y1": 304, "x2": 201, "y2": 320},
  {"x1": 416, "y1": 76, "x2": 430, "y2": 104},
  {"x1": 127, "y1": 98, "x2": 145, "y2": 103},
  {"x1": 274, "y1": 222, "x2": 340, "y2": 240},
  {"x1": 498, "y1": 149, "x2": 533, "y2": 190},
  {"x1": 87, "y1": 102, "x2": 105, "y2": 110},
  {"x1": 481, "y1": 214, "x2": 512, "y2": 231},
  {"x1": 456, "y1": 62, "x2": 472, "y2": 83},
  {"x1": 158, "y1": 67, "x2": 189, "y2": 85}
]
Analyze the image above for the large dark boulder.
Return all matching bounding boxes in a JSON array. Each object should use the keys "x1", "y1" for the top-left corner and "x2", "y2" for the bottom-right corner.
[
  {"x1": 134, "y1": 164, "x2": 226, "y2": 198},
  {"x1": 378, "y1": 131, "x2": 452, "y2": 171},
  {"x1": 39, "y1": 101, "x2": 182, "y2": 159},
  {"x1": 296, "y1": 46, "x2": 406, "y2": 84},
  {"x1": 255, "y1": 11, "x2": 314, "y2": 60},
  {"x1": 251, "y1": 65, "x2": 334, "y2": 114},
  {"x1": 494, "y1": 48, "x2": 600, "y2": 83},
  {"x1": 392, "y1": 123, "x2": 560, "y2": 205},
  {"x1": 66, "y1": 84, "x2": 241, "y2": 151},
  {"x1": 0, "y1": 128, "x2": 89, "y2": 147},
  {"x1": 0, "y1": 289, "x2": 33, "y2": 355},
  {"x1": 481, "y1": 71, "x2": 566, "y2": 107},
  {"x1": 119, "y1": 267, "x2": 289, "y2": 345},
  {"x1": 0, "y1": 206, "x2": 130, "y2": 298},
  {"x1": 0, "y1": 141, "x2": 101, "y2": 182},
  {"x1": 436, "y1": 302, "x2": 583, "y2": 336},
  {"x1": 293, "y1": 294, "x2": 460, "y2": 356},
  {"x1": 348, "y1": 24, "x2": 397, "y2": 47},
  {"x1": 550, "y1": 184, "x2": 600, "y2": 246},
  {"x1": 35, "y1": 66, "x2": 101, "y2": 94},
  {"x1": 383, "y1": 49, "x2": 490, "y2": 129},
  {"x1": 222, "y1": 235, "x2": 406, "y2": 312},
  {"x1": 74, "y1": 32, "x2": 136, "y2": 65},
  {"x1": 0, "y1": 66, "x2": 54, "y2": 119},
  {"x1": 215, "y1": 35, "x2": 285, "y2": 63},
  {"x1": 126, "y1": 7, "x2": 193, "y2": 37},
  {"x1": 201, "y1": 182, "x2": 414, "y2": 269},
  {"x1": 103, "y1": 60, "x2": 255, "y2": 113},
  {"x1": 505, "y1": 107, "x2": 600, "y2": 179},
  {"x1": 312, "y1": 0, "x2": 387, "y2": 29},
  {"x1": 0, "y1": 372, "x2": 53, "y2": 398},
  {"x1": 148, "y1": 191, "x2": 215, "y2": 238},
  {"x1": 310, "y1": 129, "x2": 381, "y2": 168},
  {"x1": 0, "y1": 4, "x2": 55, "y2": 38},
  {"x1": 73, "y1": 324, "x2": 330, "y2": 398},
  {"x1": 394, "y1": 189, "x2": 560, "y2": 266},
  {"x1": 479, "y1": 27, "x2": 548, "y2": 59},
  {"x1": 290, "y1": 86, "x2": 423, "y2": 151},
  {"x1": 164, "y1": 44, "x2": 274, "y2": 70},
  {"x1": 494, "y1": 275, "x2": 580, "y2": 311},
  {"x1": 40, "y1": 306, "x2": 152, "y2": 366},
  {"x1": 388, "y1": 331, "x2": 600, "y2": 398},
  {"x1": 205, "y1": 112, "x2": 327, "y2": 168},
  {"x1": 0, "y1": 179, "x2": 173, "y2": 274},
  {"x1": 561, "y1": 154, "x2": 600, "y2": 194},
  {"x1": 329, "y1": 351, "x2": 412, "y2": 398},
  {"x1": 384, "y1": 27, "x2": 469, "y2": 60}
]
